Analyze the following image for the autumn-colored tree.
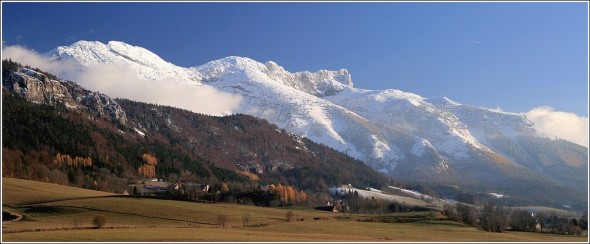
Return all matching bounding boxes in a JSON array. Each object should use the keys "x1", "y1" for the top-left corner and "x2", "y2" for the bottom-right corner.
[
  {"x1": 271, "y1": 184, "x2": 306, "y2": 204},
  {"x1": 286, "y1": 186, "x2": 297, "y2": 203},
  {"x1": 221, "y1": 182, "x2": 230, "y2": 192},
  {"x1": 142, "y1": 153, "x2": 158, "y2": 165},
  {"x1": 299, "y1": 190, "x2": 307, "y2": 202},
  {"x1": 138, "y1": 164, "x2": 156, "y2": 179},
  {"x1": 138, "y1": 153, "x2": 158, "y2": 178},
  {"x1": 275, "y1": 184, "x2": 286, "y2": 202},
  {"x1": 53, "y1": 153, "x2": 92, "y2": 167},
  {"x1": 2, "y1": 148, "x2": 24, "y2": 178}
]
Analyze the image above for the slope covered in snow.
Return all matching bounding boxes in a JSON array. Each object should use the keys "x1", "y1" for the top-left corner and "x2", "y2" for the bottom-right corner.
[
  {"x1": 330, "y1": 185, "x2": 432, "y2": 207},
  {"x1": 48, "y1": 40, "x2": 202, "y2": 83},
  {"x1": 45, "y1": 41, "x2": 588, "y2": 204}
]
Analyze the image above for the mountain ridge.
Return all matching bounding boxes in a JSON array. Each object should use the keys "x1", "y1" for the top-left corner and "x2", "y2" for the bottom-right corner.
[{"x1": 42, "y1": 40, "x2": 588, "y2": 207}]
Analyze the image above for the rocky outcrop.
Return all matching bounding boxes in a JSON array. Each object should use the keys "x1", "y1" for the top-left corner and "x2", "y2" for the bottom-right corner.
[
  {"x1": 80, "y1": 92, "x2": 127, "y2": 125},
  {"x1": 4, "y1": 68, "x2": 76, "y2": 107},
  {"x1": 2, "y1": 67, "x2": 127, "y2": 125}
]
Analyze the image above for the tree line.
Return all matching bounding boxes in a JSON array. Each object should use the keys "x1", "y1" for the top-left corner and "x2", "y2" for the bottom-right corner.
[{"x1": 443, "y1": 202, "x2": 587, "y2": 234}]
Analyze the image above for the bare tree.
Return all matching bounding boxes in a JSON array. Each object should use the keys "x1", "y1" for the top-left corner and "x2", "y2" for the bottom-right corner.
[
  {"x1": 480, "y1": 203, "x2": 495, "y2": 231},
  {"x1": 456, "y1": 203, "x2": 477, "y2": 226},
  {"x1": 536, "y1": 211, "x2": 546, "y2": 232},
  {"x1": 217, "y1": 214, "x2": 228, "y2": 227},
  {"x1": 442, "y1": 204, "x2": 457, "y2": 221},
  {"x1": 481, "y1": 203, "x2": 508, "y2": 232},
  {"x1": 493, "y1": 205, "x2": 508, "y2": 232},
  {"x1": 510, "y1": 208, "x2": 533, "y2": 231},
  {"x1": 242, "y1": 214, "x2": 251, "y2": 227},
  {"x1": 92, "y1": 215, "x2": 107, "y2": 229}
]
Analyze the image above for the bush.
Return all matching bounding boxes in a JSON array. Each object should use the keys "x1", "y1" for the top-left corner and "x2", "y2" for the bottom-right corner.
[
  {"x1": 93, "y1": 215, "x2": 107, "y2": 229},
  {"x1": 285, "y1": 211, "x2": 294, "y2": 222}
]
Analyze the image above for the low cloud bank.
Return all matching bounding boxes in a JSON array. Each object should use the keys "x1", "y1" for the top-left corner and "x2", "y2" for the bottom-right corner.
[
  {"x1": 76, "y1": 63, "x2": 242, "y2": 115},
  {"x1": 2, "y1": 45, "x2": 75, "y2": 77},
  {"x1": 3, "y1": 45, "x2": 242, "y2": 116},
  {"x1": 526, "y1": 106, "x2": 588, "y2": 147}
]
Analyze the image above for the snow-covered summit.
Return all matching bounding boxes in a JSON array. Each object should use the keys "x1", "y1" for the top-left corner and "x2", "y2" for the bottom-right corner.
[
  {"x1": 193, "y1": 55, "x2": 353, "y2": 96},
  {"x1": 49, "y1": 40, "x2": 163, "y2": 66},
  {"x1": 47, "y1": 40, "x2": 202, "y2": 83}
]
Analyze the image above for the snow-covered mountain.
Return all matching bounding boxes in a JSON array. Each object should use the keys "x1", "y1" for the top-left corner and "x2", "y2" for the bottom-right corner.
[
  {"x1": 46, "y1": 41, "x2": 588, "y2": 203},
  {"x1": 49, "y1": 41, "x2": 202, "y2": 83}
]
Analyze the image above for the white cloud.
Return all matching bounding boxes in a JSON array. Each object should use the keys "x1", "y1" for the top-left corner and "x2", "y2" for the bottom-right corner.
[
  {"x1": 75, "y1": 63, "x2": 242, "y2": 116},
  {"x1": 3, "y1": 45, "x2": 65, "y2": 74},
  {"x1": 2, "y1": 45, "x2": 242, "y2": 116},
  {"x1": 525, "y1": 106, "x2": 589, "y2": 147}
]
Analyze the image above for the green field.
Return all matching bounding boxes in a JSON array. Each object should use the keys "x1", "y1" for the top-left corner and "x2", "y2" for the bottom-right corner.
[{"x1": 2, "y1": 177, "x2": 588, "y2": 242}]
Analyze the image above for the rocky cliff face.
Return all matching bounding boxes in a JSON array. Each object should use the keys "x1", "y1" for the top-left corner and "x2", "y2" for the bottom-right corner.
[
  {"x1": 2, "y1": 66, "x2": 127, "y2": 125},
  {"x1": 79, "y1": 92, "x2": 127, "y2": 125}
]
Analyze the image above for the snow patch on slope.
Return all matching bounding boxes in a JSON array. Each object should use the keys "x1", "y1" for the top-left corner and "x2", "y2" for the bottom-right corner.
[
  {"x1": 411, "y1": 138, "x2": 434, "y2": 156},
  {"x1": 388, "y1": 186, "x2": 434, "y2": 200},
  {"x1": 329, "y1": 185, "x2": 431, "y2": 206}
]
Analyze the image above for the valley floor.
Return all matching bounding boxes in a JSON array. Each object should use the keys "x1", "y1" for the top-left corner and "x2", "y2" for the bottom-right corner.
[
  {"x1": 3, "y1": 221, "x2": 588, "y2": 242},
  {"x1": 2, "y1": 178, "x2": 588, "y2": 242}
]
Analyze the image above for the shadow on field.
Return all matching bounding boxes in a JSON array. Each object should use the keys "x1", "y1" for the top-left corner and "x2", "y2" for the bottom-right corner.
[
  {"x1": 6, "y1": 195, "x2": 220, "y2": 228},
  {"x1": 7, "y1": 195, "x2": 128, "y2": 207}
]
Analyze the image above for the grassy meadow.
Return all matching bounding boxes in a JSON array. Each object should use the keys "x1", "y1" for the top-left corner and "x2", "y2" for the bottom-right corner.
[{"x1": 2, "y1": 177, "x2": 588, "y2": 242}]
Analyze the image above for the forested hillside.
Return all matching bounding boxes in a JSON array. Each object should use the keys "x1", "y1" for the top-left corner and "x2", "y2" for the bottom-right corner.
[{"x1": 119, "y1": 99, "x2": 392, "y2": 191}]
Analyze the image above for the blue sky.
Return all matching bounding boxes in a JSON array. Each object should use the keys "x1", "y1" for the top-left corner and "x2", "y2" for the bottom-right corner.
[{"x1": 2, "y1": 2, "x2": 588, "y2": 117}]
